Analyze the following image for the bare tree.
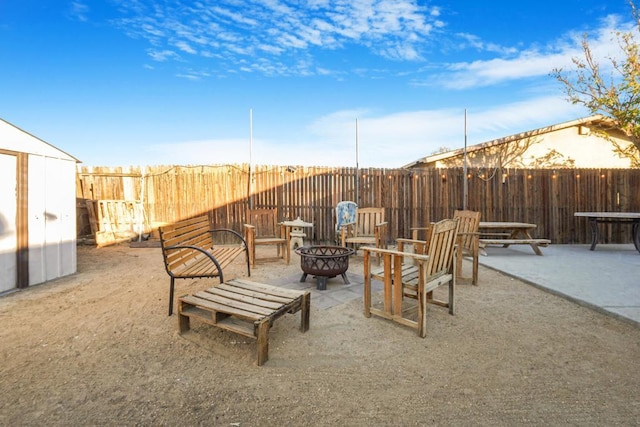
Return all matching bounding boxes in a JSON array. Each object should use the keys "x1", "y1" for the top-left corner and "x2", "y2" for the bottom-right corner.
[{"x1": 552, "y1": 1, "x2": 640, "y2": 167}]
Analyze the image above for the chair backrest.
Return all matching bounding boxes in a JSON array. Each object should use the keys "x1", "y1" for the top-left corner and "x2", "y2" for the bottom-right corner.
[
  {"x1": 247, "y1": 208, "x2": 280, "y2": 238},
  {"x1": 355, "y1": 207, "x2": 385, "y2": 237},
  {"x1": 335, "y1": 201, "x2": 358, "y2": 232},
  {"x1": 425, "y1": 218, "x2": 459, "y2": 278},
  {"x1": 453, "y1": 210, "x2": 481, "y2": 251}
]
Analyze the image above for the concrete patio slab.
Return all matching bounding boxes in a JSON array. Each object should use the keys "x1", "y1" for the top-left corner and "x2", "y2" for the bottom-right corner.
[
  {"x1": 268, "y1": 270, "x2": 381, "y2": 310},
  {"x1": 477, "y1": 243, "x2": 640, "y2": 326}
]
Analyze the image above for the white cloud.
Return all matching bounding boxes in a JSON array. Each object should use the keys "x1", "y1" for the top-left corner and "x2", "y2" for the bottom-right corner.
[
  {"x1": 69, "y1": 1, "x2": 89, "y2": 22},
  {"x1": 174, "y1": 41, "x2": 196, "y2": 54},
  {"x1": 148, "y1": 49, "x2": 179, "y2": 62},
  {"x1": 436, "y1": 15, "x2": 633, "y2": 89},
  {"x1": 113, "y1": 0, "x2": 443, "y2": 76},
  {"x1": 140, "y1": 95, "x2": 585, "y2": 169}
]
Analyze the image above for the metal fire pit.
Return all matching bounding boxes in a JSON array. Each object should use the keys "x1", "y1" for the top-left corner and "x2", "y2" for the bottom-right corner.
[{"x1": 295, "y1": 245, "x2": 355, "y2": 290}]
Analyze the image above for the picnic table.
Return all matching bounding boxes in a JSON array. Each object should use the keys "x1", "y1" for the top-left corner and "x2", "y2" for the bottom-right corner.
[
  {"x1": 574, "y1": 212, "x2": 640, "y2": 253},
  {"x1": 478, "y1": 222, "x2": 550, "y2": 256}
]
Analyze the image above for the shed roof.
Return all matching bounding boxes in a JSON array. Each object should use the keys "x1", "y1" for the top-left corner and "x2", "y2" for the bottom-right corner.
[{"x1": 0, "y1": 118, "x2": 80, "y2": 162}]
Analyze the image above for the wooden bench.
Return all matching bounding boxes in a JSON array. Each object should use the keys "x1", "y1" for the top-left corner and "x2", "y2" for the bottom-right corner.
[
  {"x1": 479, "y1": 238, "x2": 551, "y2": 255},
  {"x1": 159, "y1": 215, "x2": 251, "y2": 316},
  {"x1": 178, "y1": 278, "x2": 310, "y2": 366}
]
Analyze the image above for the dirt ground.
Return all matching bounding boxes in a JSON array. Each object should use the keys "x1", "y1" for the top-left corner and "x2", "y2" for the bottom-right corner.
[{"x1": 1, "y1": 243, "x2": 639, "y2": 426}]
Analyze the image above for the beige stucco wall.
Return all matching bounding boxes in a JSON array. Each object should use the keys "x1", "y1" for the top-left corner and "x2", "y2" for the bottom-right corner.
[
  {"x1": 434, "y1": 125, "x2": 636, "y2": 168},
  {"x1": 522, "y1": 126, "x2": 632, "y2": 168}
]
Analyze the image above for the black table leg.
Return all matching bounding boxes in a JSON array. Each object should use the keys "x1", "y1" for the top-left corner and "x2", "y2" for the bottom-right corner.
[
  {"x1": 589, "y1": 218, "x2": 599, "y2": 251},
  {"x1": 633, "y1": 221, "x2": 640, "y2": 253}
]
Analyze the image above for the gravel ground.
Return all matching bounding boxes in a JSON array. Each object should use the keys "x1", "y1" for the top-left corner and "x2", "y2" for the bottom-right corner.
[{"x1": 0, "y1": 244, "x2": 639, "y2": 426}]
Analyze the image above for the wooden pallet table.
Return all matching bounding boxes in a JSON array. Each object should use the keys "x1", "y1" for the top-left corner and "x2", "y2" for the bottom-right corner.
[{"x1": 178, "y1": 278, "x2": 310, "y2": 366}]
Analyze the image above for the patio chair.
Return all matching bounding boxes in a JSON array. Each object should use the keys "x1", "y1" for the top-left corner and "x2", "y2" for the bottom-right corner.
[
  {"x1": 339, "y1": 206, "x2": 387, "y2": 263},
  {"x1": 244, "y1": 208, "x2": 290, "y2": 266},
  {"x1": 453, "y1": 209, "x2": 481, "y2": 286},
  {"x1": 411, "y1": 210, "x2": 480, "y2": 285},
  {"x1": 335, "y1": 201, "x2": 358, "y2": 234},
  {"x1": 363, "y1": 218, "x2": 459, "y2": 338}
]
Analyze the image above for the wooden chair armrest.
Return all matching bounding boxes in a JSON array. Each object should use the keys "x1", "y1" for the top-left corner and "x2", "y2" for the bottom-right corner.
[
  {"x1": 340, "y1": 223, "x2": 355, "y2": 235},
  {"x1": 279, "y1": 224, "x2": 290, "y2": 239},
  {"x1": 243, "y1": 224, "x2": 256, "y2": 243},
  {"x1": 340, "y1": 223, "x2": 353, "y2": 246},
  {"x1": 362, "y1": 246, "x2": 430, "y2": 261},
  {"x1": 339, "y1": 221, "x2": 356, "y2": 229},
  {"x1": 410, "y1": 224, "x2": 433, "y2": 240},
  {"x1": 395, "y1": 237, "x2": 428, "y2": 254},
  {"x1": 374, "y1": 222, "x2": 388, "y2": 248},
  {"x1": 396, "y1": 237, "x2": 426, "y2": 244}
]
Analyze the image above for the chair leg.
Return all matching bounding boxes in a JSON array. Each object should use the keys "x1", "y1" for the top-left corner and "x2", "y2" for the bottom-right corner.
[
  {"x1": 449, "y1": 276, "x2": 456, "y2": 315},
  {"x1": 456, "y1": 249, "x2": 463, "y2": 281},
  {"x1": 245, "y1": 251, "x2": 251, "y2": 277},
  {"x1": 418, "y1": 287, "x2": 427, "y2": 338},
  {"x1": 168, "y1": 278, "x2": 175, "y2": 316},
  {"x1": 472, "y1": 252, "x2": 479, "y2": 286}
]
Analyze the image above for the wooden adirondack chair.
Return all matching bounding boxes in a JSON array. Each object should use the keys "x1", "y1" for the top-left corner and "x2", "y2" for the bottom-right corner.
[
  {"x1": 453, "y1": 210, "x2": 481, "y2": 286},
  {"x1": 363, "y1": 218, "x2": 459, "y2": 337},
  {"x1": 244, "y1": 208, "x2": 290, "y2": 266},
  {"x1": 340, "y1": 207, "x2": 387, "y2": 262},
  {"x1": 411, "y1": 210, "x2": 480, "y2": 286}
]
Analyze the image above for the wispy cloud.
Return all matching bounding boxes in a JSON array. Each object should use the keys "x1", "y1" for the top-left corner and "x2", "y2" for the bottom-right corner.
[
  {"x1": 429, "y1": 14, "x2": 633, "y2": 90},
  {"x1": 111, "y1": 1, "x2": 633, "y2": 89},
  {"x1": 142, "y1": 95, "x2": 585, "y2": 168},
  {"x1": 112, "y1": 0, "x2": 442, "y2": 76},
  {"x1": 68, "y1": 1, "x2": 90, "y2": 22}
]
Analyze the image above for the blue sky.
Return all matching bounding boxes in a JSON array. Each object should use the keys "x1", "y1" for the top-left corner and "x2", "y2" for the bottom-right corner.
[{"x1": 0, "y1": 0, "x2": 633, "y2": 168}]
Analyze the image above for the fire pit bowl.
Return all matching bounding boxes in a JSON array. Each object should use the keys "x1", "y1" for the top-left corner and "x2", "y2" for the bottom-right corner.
[{"x1": 295, "y1": 245, "x2": 356, "y2": 290}]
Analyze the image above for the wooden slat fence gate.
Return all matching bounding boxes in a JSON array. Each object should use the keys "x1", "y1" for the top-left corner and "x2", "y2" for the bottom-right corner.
[{"x1": 77, "y1": 165, "x2": 640, "y2": 247}]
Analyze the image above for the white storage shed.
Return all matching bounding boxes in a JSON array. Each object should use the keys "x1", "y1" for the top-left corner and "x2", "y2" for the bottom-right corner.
[{"x1": 0, "y1": 118, "x2": 79, "y2": 292}]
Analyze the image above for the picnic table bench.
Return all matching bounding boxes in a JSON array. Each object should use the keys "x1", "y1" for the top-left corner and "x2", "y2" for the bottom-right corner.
[
  {"x1": 178, "y1": 278, "x2": 310, "y2": 366},
  {"x1": 479, "y1": 222, "x2": 550, "y2": 256},
  {"x1": 159, "y1": 215, "x2": 251, "y2": 315}
]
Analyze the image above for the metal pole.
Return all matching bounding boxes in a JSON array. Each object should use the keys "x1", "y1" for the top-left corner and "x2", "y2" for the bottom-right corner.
[
  {"x1": 463, "y1": 109, "x2": 468, "y2": 210},
  {"x1": 249, "y1": 108, "x2": 254, "y2": 210},
  {"x1": 355, "y1": 118, "x2": 359, "y2": 205}
]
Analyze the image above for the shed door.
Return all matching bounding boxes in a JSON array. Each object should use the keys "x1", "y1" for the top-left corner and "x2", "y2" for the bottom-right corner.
[{"x1": 0, "y1": 153, "x2": 17, "y2": 292}]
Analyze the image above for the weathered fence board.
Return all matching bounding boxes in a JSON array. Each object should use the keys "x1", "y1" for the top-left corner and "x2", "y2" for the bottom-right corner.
[{"x1": 77, "y1": 165, "x2": 640, "y2": 246}]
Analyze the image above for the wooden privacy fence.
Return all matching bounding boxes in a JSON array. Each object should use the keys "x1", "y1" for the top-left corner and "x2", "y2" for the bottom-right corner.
[{"x1": 76, "y1": 165, "x2": 640, "y2": 246}]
